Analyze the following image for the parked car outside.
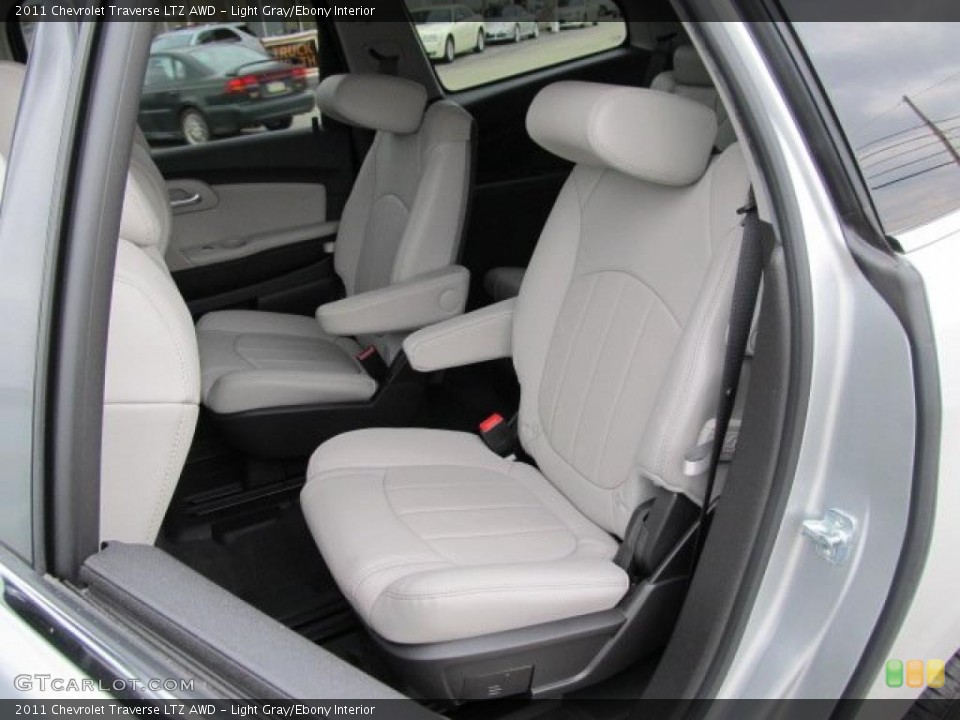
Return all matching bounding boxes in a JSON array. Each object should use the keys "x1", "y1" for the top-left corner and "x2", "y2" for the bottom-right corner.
[
  {"x1": 138, "y1": 44, "x2": 314, "y2": 145},
  {"x1": 557, "y1": 0, "x2": 599, "y2": 27},
  {"x1": 484, "y1": 4, "x2": 540, "y2": 43},
  {"x1": 151, "y1": 23, "x2": 267, "y2": 55},
  {"x1": 412, "y1": 5, "x2": 486, "y2": 63}
]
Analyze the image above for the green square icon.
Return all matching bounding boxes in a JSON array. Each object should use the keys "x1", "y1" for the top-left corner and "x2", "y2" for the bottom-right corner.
[{"x1": 886, "y1": 659, "x2": 904, "y2": 687}]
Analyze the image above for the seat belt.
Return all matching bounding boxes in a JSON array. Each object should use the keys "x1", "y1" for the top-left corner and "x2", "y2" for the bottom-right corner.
[{"x1": 690, "y1": 188, "x2": 768, "y2": 570}]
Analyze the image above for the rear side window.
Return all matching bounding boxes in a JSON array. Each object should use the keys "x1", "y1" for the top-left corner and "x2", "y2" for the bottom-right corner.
[
  {"x1": 140, "y1": 24, "x2": 321, "y2": 148},
  {"x1": 791, "y1": 22, "x2": 960, "y2": 234},
  {"x1": 191, "y1": 45, "x2": 268, "y2": 73},
  {"x1": 406, "y1": 0, "x2": 627, "y2": 92}
]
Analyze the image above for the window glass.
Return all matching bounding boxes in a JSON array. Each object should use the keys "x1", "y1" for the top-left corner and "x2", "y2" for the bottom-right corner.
[
  {"x1": 145, "y1": 55, "x2": 186, "y2": 86},
  {"x1": 141, "y1": 23, "x2": 321, "y2": 147},
  {"x1": 209, "y1": 28, "x2": 242, "y2": 43},
  {"x1": 191, "y1": 45, "x2": 270, "y2": 73},
  {"x1": 406, "y1": 0, "x2": 627, "y2": 92},
  {"x1": 791, "y1": 21, "x2": 960, "y2": 234}
]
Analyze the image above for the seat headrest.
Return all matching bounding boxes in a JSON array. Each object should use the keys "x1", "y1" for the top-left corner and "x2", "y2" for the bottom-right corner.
[
  {"x1": 672, "y1": 45, "x2": 714, "y2": 87},
  {"x1": 0, "y1": 60, "x2": 168, "y2": 257},
  {"x1": 118, "y1": 133, "x2": 171, "y2": 257},
  {"x1": 526, "y1": 81, "x2": 718, "y2": 187},
  {"x1": 316, "y1": 74, "x2": 428, "y2": 135},
  {"x1": 0, "y1": 62, "x2": 27, "y2": 198}
]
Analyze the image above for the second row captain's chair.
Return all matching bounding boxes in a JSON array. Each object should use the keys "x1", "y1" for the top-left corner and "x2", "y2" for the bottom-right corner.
[
  {"x1": 482, "y1": 44, "x2": 735, "y2": 303},
  {"x1": 301, "y1": 81, "x2": 751, "y2": 699},
  {"x1": 195, "y1": 74, "x2": 475, "y2": 457}
]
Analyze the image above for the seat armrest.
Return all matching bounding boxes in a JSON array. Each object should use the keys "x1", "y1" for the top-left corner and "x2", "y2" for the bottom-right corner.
[
  {"x1": 403, "y1": 298, "x2": 515, "y2": 372},
  {"x1": 317, "y1": 265, "x2": 469, "y2": 336}
]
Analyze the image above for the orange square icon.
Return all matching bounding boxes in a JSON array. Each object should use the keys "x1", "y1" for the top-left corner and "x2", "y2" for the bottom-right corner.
[
  {"x1": 927, "y1": 660, "x2": 945, "y2": 689},
  {"x1": 906, "y1": 659, "x2": 924, "y2": 688}
]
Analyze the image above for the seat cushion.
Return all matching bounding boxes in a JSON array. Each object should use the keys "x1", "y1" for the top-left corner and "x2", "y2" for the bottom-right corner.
[
  {"x1": 300, "y1": 428, "x2": 628, "y2": 645},
  {"x1": 196, "y1": 310, "x2": 377, "y2": 415}
]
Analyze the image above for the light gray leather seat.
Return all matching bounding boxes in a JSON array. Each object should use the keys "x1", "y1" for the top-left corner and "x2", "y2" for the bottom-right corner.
[
  {"x1": 651, "y1": 44, "x2": 736, "y2": 150},
  {"x1": 0, "y1": 62, "x2": 24, "y2": 198},
  {"x1": 101, "y1": 133, "x2": 202, "y2": 544},
  {"x1": 2, "y1": 61, "x2": 198, "y2": 546},
  {"x1": 302, "y1": 81, "x2": 749, "y2": 647},
  {"x1": 196, "y1": 74, "x2": 475, "y2": 415},
  {"x1": 482, "y1": 44, "x2": 735, "y2": 303}
]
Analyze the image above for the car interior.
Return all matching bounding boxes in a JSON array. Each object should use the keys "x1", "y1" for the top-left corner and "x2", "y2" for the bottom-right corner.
[{"x1": 0, "y1": 6, "x2": 796, "y2": 711}]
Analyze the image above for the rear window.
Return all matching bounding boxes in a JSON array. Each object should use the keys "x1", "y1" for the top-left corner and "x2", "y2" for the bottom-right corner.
[
  {"x1": 151, "y1": 34, "x2": 191, "y2": 51},
  {"x1": 191, "y1": 45, "x2": 270, "y2": 74},
  {"x1": 406, "y1": 0, "x2": 626, "y2": 92},
  {"x1": 791, "y1": 22, "x2": 960, "y2": 234},
  {"x1": 412, "y1": 8, "x2": 454, "y2": 22}
]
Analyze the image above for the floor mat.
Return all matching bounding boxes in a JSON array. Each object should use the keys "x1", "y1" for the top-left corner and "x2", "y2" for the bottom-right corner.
[{"x1": 159, "y1": 499, "x2": 356, "y2": 643}]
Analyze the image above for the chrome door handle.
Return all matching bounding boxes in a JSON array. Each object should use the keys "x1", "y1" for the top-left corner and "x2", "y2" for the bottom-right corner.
[{"x1": 169, "y1": 193, "x2": 201, "y2": 209}]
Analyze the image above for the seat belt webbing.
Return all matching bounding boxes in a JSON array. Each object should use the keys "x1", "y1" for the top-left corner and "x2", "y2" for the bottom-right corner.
[{"x1": 690, "y1": 188, "x2": 767, "y2": 570}]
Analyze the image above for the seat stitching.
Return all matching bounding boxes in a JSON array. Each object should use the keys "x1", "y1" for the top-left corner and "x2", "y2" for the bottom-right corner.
[
  {"x1": 346, "y1": 468, "x2": 454, "y2": 599},
  {"x1": 381, "y1": 479, "x2": 511, "y2": 489},
  {"x1": 382, "y1": 580, "x2": 625, "y2": 601},
  {"x1": 145, "y1": 404, "x2": 194, "y2": 541},
  {"x1": 576, "y1": 269, "x2": 682, "y2": 329},
  {"x1": 595, "y1": 295, "x2": 655, "y2": 480},
  {"x1": 418, "y1": 526, "x2": 567, "y2": 541},
  {"x1": 546, "y1": 274, "x2": 597, "y2": 437},
  {"x1": 568, "y1": 275, "x2": 627, "y2": 471},
  {"x1": 395, "y1": 503, "x2": 542, "y2": 516},
  {"x1": 314, "y1": 465, "x2": 512, "y2": 483},
  {"x1": 350, "y1": 559, "x2": 450, "y2": 601}
]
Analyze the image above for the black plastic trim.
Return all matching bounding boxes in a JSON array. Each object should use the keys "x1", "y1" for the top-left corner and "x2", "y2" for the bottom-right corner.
[
  {"x1": 47, "y1": 23, "x2": 155, "y2": 580},
  {"x1": 172, "y1": 237, "x2": 342, "y2": 317}
]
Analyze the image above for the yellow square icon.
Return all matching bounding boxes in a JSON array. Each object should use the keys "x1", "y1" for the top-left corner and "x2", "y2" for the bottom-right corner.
[
  {"x1": 906, "y1": 660, "x2": 924, "y2": 688},
  {"x1": 927, "y1": 660, "x2": 945, "y2": 689}
]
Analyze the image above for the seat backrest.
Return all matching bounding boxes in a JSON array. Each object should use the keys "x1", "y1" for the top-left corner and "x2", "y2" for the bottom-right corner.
[
  {"x1": 316, "y1": 74, "x2": 474, "y2": 296},
  {"x1": 102, "y1": 129, "x2": 200, "y2": 544},
  {"x1": 514, "y1": 81, "x2": 749, "y2": 538},
  {"x1": 651, "y1": 45, "x2": 736, "y2": 151},
  {"x1": 0, "y1": 61, "x2": 197, "y2": 545}
]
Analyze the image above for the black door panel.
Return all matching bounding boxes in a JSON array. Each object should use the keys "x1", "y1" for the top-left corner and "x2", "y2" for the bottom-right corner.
[{"x1": 174, "y1": 237, "x2": 343, "y2": 318}]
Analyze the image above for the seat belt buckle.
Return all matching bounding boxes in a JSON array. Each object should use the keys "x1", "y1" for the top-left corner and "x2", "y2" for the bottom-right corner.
[
  {"x1": 479, "y1": 413, "x2": 514, "y2": 458},
  {"x1": 355, "y1": 345, "x2": 388, "y2": 383}
]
